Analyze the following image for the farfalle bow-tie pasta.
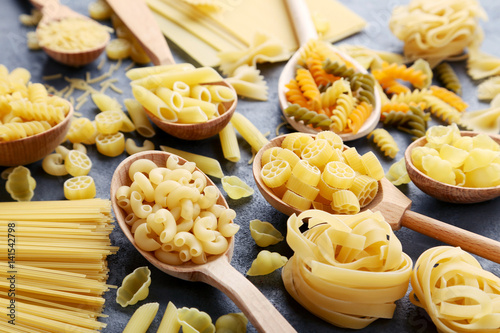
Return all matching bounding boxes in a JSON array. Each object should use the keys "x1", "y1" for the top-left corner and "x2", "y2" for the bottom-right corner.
[{"x1": 282, "y1": 209, "x2": 412, "y2": 329}]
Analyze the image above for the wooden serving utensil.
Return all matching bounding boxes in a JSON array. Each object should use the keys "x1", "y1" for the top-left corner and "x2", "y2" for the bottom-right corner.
[
  {"x1": 106, "y1": 0, "x2": 236, "y2": 140},
  {"x1": 0, "y1": 99, "x2": 73, "y2": 166},
  {"x1": 30, "y1": 0, "x2": 109, "y2": 66},
  {"x1": 278, "y1": 0, "x2": 380, "y2": 141},
  {"x1": 405, "y1": 131, "x2": 500, "y2": 203},
  {"x1": 253, "y1": 135, "x2": 500, "y2": 264},
  {"x1": 111, "y1": 151, "x2": 297, "y2": 333}
]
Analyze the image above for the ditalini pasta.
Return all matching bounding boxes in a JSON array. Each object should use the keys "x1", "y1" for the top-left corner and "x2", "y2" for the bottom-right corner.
[
  {"x1": 115, "y1": 157, "x2": 239, "y2": 265},
  {"x1": 410, "y1": 246, "x2": 500, "y2": 333},
  {"x1": 282, "y1": 209, "x2": 412, "y2": 329},
  {"x1": 260, "y1": 133, "x2": 382, "y2": 213},
  {"x1": 0, "y1": 199, "x2": 117, "y2": 332},
  {"x1": 411, "y1": 124, "x2": 500, "y2": 187},
  {"x1": 116, "y1": 266, "x2": 151, "y2": 307}
]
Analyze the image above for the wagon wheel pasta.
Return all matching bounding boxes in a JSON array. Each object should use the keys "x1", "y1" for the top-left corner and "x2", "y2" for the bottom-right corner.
[
  {"x1": 282, "y1": 209, "x2": 412, "y2": 329},
  {"x1": 410, "y1": 246, "x2": 500, "y2": 333}
]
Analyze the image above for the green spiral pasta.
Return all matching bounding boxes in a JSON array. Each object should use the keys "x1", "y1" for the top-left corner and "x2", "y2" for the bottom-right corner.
[
  {"x1": 434, "y1": 62, "x2": 462, "y2": 96},
  {"x1": 284, "y1": 104, "x2": 332, "y2": 130},
  {"x1": 350, "y1": 72, "x2": 376, "y2": 105},
  {"x1": 383, "y1": 105, "x2": 429, "y2": 139},
  {"x1": 322, "y1": 59, "x2": 356, "y2": 80}
]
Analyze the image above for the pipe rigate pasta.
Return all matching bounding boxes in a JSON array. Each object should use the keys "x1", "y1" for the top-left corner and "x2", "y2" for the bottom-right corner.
[
  {"x1": 249, "y1": 219, "x2": 284, "y2": 247},
  {"x1": 221, "y1": 176, "x2": 254, "y2": 200},
  {"x1": 282, "y1": 209, "x2": 412, "y2": 329},
  {"x1": 6, "y1": 166, "x2": 36, "y2": 201},
  {"x1": 116, "y1": 266, "x2": 152, "y2": 307},
  {"x1": 367, "y1": 128, "x2": 399, "y2": 159},
  {"x1": 246, "y1": 250, "x2": 288, "y2": 276},
  {"x1": 64, "y1": 176, "x2": 96, "y2": 200},
  {"x1": 410, "y1": 246, "x2": 500, "y2": 333}
]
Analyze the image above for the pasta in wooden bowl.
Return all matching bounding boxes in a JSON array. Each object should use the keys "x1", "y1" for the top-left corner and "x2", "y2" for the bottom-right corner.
[
  {"x1": 110, "y1": 151, "x2": 297, "y2": 333},
  {"x1": 405, "y1": 127, "x2": 500, "y2": 203},
  {"x1": 0, "y1": 97, "x2": 73, "y2": 166}
]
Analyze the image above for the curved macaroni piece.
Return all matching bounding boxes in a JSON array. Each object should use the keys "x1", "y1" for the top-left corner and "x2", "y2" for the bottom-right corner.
[
  {"x1": 410, "y1": 246, "x2": 500, "y2": 333},
  {"x1": 434, "y1": 62, "x2": 462, "y2": 96},
  {"x1": 6, "y1": 166, "x2": 36, "y2": 201},
  {"x1": 134, "y1": 223, "x2": 161, "y2": 251},
  {"x1": 42, "y1": 153, "x2": 69, "y2": 176},
  {"x1": 177, "y1": 307, "x2": 215, "y2": 333},
  {"x1": 215, "y1": 313, "x2": 248, "y2": 333},
  {"x1": 249, "y1": 219, "x2": 284, "y2": 247},
  {"x1": 125, "y1": 138, "x2": 155, "y2": 155},
  {"x1": 64, "y1": 150, "x2": 92, "y2": 176},
  {"x1": 282, "y1": 209, "x2": 412, "y2": 329},
  {"x1": 284, "y1": 104, "x2": 332, "y2": 130},
  {"x1": 64, "y1": 176, "x2": 96, "y2": 200},
  {"x1": 367, "y1": 128, "x2": 399, "y2": 159},
  {"x1": 116, "y1": 266, "x2": 151, "y2": 307},
  {"x1": 246, "y1": 250, "x2": 288, "y2": 276},
  {"x1": 96, "y1": 132, "x2": 125, "y2": 157}
]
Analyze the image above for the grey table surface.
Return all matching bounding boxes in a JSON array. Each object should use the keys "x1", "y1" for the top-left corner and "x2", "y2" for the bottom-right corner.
[{"x1": 1, "y1": 0, "x2": 500, "y2": 332}]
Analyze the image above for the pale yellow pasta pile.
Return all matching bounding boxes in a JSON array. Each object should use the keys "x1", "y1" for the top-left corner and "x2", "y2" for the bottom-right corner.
[
  {"x1": 37, "y1": 17, "x2": 111, "y2": 52},
  {"x1": 260, "y1": 132, "x2": 383, "y2": 214},
  {"x1": 0, "y1": 65, "x2": 71, "y2": 142},
  {"x1": 389, "y1": 0, "x2": 487, "y2": 66},
  {"x1": 410, "y1": 246, "x2": 500, "y2": 333},
  {"x1": 282, "y1": 209, "x2": 412, "y2": 329},
  {"x1": 128, "y1": 64, "x2": 236, "y2": 124},
  {"x1": 116, "y1": 156, "x2": 240, "y2": 265},
  {"x1": 411, "y1": 124, "x2": 500, "y2": 187}
]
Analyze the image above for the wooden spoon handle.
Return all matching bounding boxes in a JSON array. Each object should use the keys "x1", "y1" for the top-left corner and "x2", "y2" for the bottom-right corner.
[
  {"x1": 201, "y1": 259, "x2": 297, "y2": 333},
  {"x1": 402, "y1": 210, "x2": 500, "y2": 264},
  {"x1": 285, "y1": 0, "x2": 318, "y2": 46},
  {"x1": 30, "y1": 0, "x2": 59, "y2": 10},
  {"x1": 106, "y1": 0, "x2": 175, "y2": 66}
]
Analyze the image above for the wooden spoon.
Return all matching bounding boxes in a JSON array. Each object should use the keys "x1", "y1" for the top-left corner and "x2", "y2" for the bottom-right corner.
[
  {"x1": 30, "y1": 0, "x2": 109, "y2": 67},
  {"x1": 278, "y1": 0, "x2": 380, "y2": 141},
  {"x1": 106, "y1": 0, "x2": 236, "y2": 141},
  {"x1": 111, "y1": 151, "x2": 297, "y2": 333},
  {"x1": 252, "y1": 135, "x2": 500, "y2": 264},
  {"x1": 405, "y1": 131, "x2": 500, "y2": 203},
  {"x1": 0, "y1": 98, "x2": 73, "y2": 166}
]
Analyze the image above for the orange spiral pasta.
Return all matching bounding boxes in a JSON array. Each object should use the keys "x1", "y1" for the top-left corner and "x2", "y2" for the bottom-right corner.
[
  {"x1": 296, "y1": 68, "x2": 321, "y2": 111},
  {"x1": 285, "y1": 79, "x2": 309, "y2": 108},
  {"x1": 373, "y1": 62, "x2": 428, "y2": 93},
  {"x1": 306, "y1": 57, "x2": 337, "y2": 87},
  {"x1": 346, "y1": 102, "x2": 373, "y2": 134},
  {"x1": 430, "y1": 85, "x2": 468, "y2": 112}
]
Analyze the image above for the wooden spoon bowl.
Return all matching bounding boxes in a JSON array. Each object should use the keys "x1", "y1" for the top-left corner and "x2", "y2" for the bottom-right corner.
[
  {"x1": 253, "y1": 134, "x2": 500, "y2": 264},
  {"x1": 0, "y1": 98, "x2": 73, "y2": 166},
  {"x1": 405, "y1": 131, "x2": 500, "y2": 204},
  {"x1": 144, "y1": 82, "x2": 237, "y2": 141},
  {"x1": 278, "y1": 0, "x2": 380, "y2": 141},
  {"x1": 31, "y1": 0, "x2": 109, "y2": 67},
  {"x1": 110, "y1": 151, "x2": 296, "y2": 333}
]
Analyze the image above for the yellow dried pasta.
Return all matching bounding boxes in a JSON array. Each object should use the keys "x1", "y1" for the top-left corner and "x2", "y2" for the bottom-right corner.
[
  {"x1": 261, "y1": 160, "x2": 292, "y2": 188},
  {"x1": 6, "y1": 166, "x2": 36, "y2": 201},
  {"x1": 64, "y1": 175, "x2": 96, "y2": 200},
  {"x1": 246, "y1": 250, "x2": 288, "y2": 276},
  {"x1": 116, "y1": 266, "x2": 152, "y2": 307},
  {"x1": 249, "y1": 220, "x2": 284, "y2": 247},
  {"x1": 221, "y1": 176, "x2": 254, "y2": 200},
  {"x1": 331, "y1": 190, "x2": 360, "y2": 214}
]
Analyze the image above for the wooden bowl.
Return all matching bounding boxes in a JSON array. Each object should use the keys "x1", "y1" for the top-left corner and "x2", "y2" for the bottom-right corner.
[
  {"x1": 145, "y1": 82, "x2": 237, "y2": 141},
  {"x1": 0, "y1": 100, "x2": 73, "y2": 166},
  {"x1": 404, "y1": 131, "x2": 500, "y2": 203},
  {"x1": 41, "y1": 41, "x2": 109, "y2": 67}
]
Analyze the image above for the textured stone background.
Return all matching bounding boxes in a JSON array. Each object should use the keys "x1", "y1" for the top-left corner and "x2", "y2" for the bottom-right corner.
[{"x1": 1, "y1": 1, "x2": 499, "y2": 332}]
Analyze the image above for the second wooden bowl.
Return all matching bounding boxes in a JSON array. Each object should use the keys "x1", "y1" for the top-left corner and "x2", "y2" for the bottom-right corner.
[
  {"x1": 404, "y1": 131, "x2": 500, "y2": 204},
  {"x1": 0, "y1": 100, "x2": 73, "y2": 166}
]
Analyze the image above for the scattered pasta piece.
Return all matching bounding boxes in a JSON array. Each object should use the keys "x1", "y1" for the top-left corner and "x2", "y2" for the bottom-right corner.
[
  {"x1": 367, "y1": 128, "x2": 399, "y2": 159},
  {"x1": 460, "y1": 95, "x2": 500, "y2": 134},
  {"x1": 249, "y1": 219, "x2": 284, "y2": 247},
  {"x1": 157, "y1": 302, "x2": 181, "y2": 333},
  {"x1": 123, "y1": 302, "x2": 159, "y2": 333},
  {"x1": 64, "y1": 175, "x2": 96, "y2": 200},
  {"x1": 160, "y1": 145, "x2": 224, "y2": 178},
  {"x1": 221, "y1": 176, "x2": 254, "y2": 200},
  {"x1": 226, "y1": 65, "x2": 269, "y2": 101},
  {"x1": 410, "y1": 246, "x2": 500, "y2": 333},
  {"x1": 215, "y1": 313, "x2": 248, "y2": 333},
  {"x1": 282, "y1": 209, "x2": 412, "y2": 329},
  {"x1": 385, "y1": 158, "x2": 411, "y2": 186},
  {"x1": 178, "y1": 307, "x2": 215, "y2": 333},
  {"x1": 125, "y1": 138, "x2": 155, "y2": 155},
  {"x1": 116, "y1": 266, "x2": 152, "y2": 307},
  {"x1": 246, "y1": 250, "x2": 288, "y2": 276},
  {"x1": 6, "y1": 166, "x2": 36, "y2": 201}
]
